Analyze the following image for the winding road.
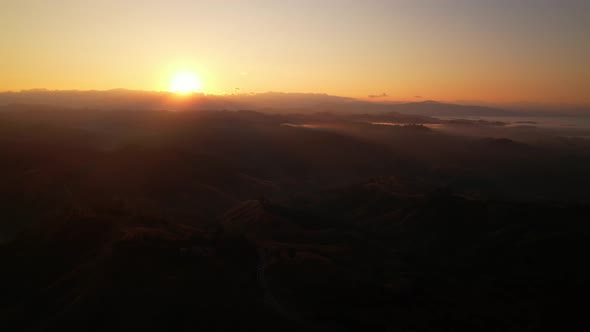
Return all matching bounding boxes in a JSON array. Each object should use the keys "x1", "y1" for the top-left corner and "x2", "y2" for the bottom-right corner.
[
  {"x1": 256, "y1": 248, "x2": 347, "y2": 332},
  {"x1": 256, "y1": 248, "x2": 307, "y2": 326}
]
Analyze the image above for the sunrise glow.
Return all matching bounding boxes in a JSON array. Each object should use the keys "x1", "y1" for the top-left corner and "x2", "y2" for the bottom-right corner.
[{"x1": 169, "y1": 72, "x2": 202, "y2": 94}]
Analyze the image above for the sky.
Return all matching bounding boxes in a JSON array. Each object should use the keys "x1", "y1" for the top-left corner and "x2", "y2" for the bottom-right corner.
[{"x1": 1, "y1": 0, "x2": 589, "y2": 104}]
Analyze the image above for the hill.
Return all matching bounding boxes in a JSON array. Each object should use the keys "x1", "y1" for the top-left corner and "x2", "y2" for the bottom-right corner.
[{"x1": 382, "y1": 100, "x2": 517, "y2": 117}]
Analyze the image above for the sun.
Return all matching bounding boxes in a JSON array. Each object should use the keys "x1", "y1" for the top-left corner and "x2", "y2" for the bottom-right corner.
[{"x1": 169, "y1": 72, "x2": 202, "y2": 94}]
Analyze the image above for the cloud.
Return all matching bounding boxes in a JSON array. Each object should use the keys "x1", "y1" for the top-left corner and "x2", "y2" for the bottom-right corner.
[
  {"x1": 368, "y1": 92, "x2": 388, "y2": 98},
  {"x1": 414, "y1": 95, "x2": 423, "y2": 98}
]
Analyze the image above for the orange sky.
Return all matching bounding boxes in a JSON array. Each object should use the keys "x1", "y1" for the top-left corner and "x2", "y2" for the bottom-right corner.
[{"x1": 1, "y1": 1, "x2": 589, "y2": 104}]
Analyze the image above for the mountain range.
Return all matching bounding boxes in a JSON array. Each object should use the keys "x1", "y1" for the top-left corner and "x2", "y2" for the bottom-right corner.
[{"x1": 0, "y1": 90, "x2": 521, "y2": 117}]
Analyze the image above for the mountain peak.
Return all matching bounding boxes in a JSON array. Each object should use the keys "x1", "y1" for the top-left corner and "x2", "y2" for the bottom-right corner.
[{"x1": 418, "y1": 100, "x2": 442, "y2": 104}]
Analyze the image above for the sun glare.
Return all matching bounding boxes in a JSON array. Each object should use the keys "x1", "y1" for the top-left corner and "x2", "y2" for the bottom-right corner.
[{"x1": 169, "y1": 72, "x2": 202, "y2": 94}]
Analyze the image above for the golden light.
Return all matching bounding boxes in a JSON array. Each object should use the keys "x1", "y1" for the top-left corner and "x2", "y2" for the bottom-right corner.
[{"x1": 169, "y1": 72, "x2": 202, "y2": 93}]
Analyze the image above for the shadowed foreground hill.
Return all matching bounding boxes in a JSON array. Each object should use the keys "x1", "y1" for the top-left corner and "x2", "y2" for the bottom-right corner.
[
  {"x1": 2, "y1": 184, "x2": 589, "y2": 331},
  {"x1": 1, "y1": 106, "x2": 590, "y2": 331},
  {"x1": 222, "y1": 184, "x2": 590, "y2": 331},
  {"x1": 0, "y1": 210, "x2": 298, "y2": 332}
]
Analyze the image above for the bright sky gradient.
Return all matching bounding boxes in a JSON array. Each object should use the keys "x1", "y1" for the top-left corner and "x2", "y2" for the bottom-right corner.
[{"x1": 1, "y1": 0, "x2": 589, "y2": 104}]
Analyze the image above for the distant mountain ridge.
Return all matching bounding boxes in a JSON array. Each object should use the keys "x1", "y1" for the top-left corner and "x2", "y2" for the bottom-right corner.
[
  {"x1": 0, "y1": 90, "x2": 525, "y2": 117},
  {"x1": 382, "y1": 100, "x2": 517, "y2": 117}
]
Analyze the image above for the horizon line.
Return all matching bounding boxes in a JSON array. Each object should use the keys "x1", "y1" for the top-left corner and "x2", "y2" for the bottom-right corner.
[{"x1": 1, "y1": 88, "x2": 590, "y2": 109}]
